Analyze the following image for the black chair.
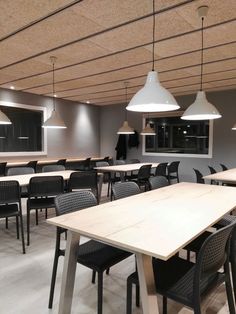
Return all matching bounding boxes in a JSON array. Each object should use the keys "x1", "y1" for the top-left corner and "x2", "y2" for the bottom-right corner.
[
  {"x1": 27, "y1": 160, "x2": 38, "y2": 172},
  {"x1": 128, "y1": 159, "x2": 140, "y2": 164},
  {"x1": 0, "y1": 180, "x2": 25, "y2": 254},
  {"x1": 126, "y1": 222, "x2": 236, "y2": 314},
  {"x1": 26, "y1": 175, "x2": 64, "y2": 245},
  {"x1": 208, "y1": 166, "x2": 217, "y2": 185},
  {"x1": 67, "y1": 171, "x2": 99, "y2": 202},
  {"x1": 220, "y1": 163, "x2": 228, "y2": 171},
  {"x1": 154, "y1": 162, "x2": 168, "y2": 178},
  {"x1": 112, "y1": 181, "x2": 140, "y2": 200},
  {"x1": 149, "y1": 176, "x2": 169, "y2": 190},
  {"x1": 193, "y1": 168, "x2": 205, "y2": 184},
  {"x1": 131, "y1": 164, "x2": 152, "y2": 191},
  {"x1": 103, "y1": 156, "x2": 110, "y2": 163},
  {"x1": 7, "y1": 166, "x2": 35, "y2": 197},
  {"x1": 0, "y1": 162, "x2": 7, "y2": 176},
  {"x1": 48, "y1": 191, "x2": 131, "y2": 314},
  {"x1": 56, "y1": 159, "x2": 66, "y2": 167},
  {"x1": 167, "y1": 161, "x2": 180, "y2": 183},
  {"x1": 42, "y1": 165, "x2": 65, "y2": 172}
]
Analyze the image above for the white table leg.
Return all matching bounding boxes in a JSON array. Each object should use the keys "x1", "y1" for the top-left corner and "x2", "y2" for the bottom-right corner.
[
  {"x1": 136, "y1": 253, "x2": 159, "y2": 314},
  {"x1": 58, "y1": 231, "x2": 80, "y2": 314}
]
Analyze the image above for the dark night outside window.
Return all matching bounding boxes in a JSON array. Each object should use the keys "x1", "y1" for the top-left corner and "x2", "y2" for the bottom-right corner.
[
  {"x1": 0, "y1": 106, "x2": 43, "y2": 152},
  {"x1": 144, "y1": 115, "x2": 210, "y2": 155}
]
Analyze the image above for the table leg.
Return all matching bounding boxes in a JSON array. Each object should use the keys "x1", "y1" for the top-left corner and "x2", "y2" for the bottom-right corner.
[
  {"x1": 58, "y1": 231, "x2": 80, "y2": 314},
  {"x1": 136, "y1": 253, "x2": 159, "y2": 314}
]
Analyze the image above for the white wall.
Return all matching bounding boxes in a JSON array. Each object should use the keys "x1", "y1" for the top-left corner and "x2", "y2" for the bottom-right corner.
[
  {"x1": 0, "y1": 88, "x2": 100, "y2": 160},
  {"x1": 100, "y1": 89, "x2": 236, "y2": 182}
]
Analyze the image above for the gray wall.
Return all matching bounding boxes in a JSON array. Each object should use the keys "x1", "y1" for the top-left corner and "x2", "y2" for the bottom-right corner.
[
  {"x1": 100, "y1": 89, "x2": 236, "y2": 182},
  {"x1": 0, "y1": 88, "x2": 100, "y2": 161}
]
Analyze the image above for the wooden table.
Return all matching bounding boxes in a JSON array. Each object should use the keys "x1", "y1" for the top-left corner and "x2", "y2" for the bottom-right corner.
[
  {"x1": 48, "y1": 182, "x2": 236, "y2": 314},
  {"x1": 94, "y1": 162, "x2": 160, "y2": 173},
  {"x1": 0, "y1": 170, "x2": 75, "y2": 186},
  {"x1": 203, "y1": 168, "x2": 236, "y2": 184}
]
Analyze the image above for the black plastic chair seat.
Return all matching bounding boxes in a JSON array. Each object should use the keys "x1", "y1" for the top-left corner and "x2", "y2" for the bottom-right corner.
[
  {"x1": 154, "y1": 258, "x2": 224, "y2": 306},
  {"x1": 0, "y1": 204, "x2": 19, "y2": 218},
  {"x1": 28, "y1": 197, "x2": 55, "y2": 209},
  {"x1": 59, "y1": 240, "x2": 131, "y2": 271}
]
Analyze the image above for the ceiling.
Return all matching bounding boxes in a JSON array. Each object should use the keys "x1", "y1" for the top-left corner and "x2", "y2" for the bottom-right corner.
[{"x1": 0, "y1": 0, "x2": 235, "y2": 106}]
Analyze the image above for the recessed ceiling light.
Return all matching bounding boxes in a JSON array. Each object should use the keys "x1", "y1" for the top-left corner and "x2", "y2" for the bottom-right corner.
[
  {"x1": 86, "y1": 101, "x2": 90, "y2": 104},
  {"x1": 53, "y1": 94, "x2": 57, "y2": 97},
  {"x1": 10, "y1": 86, "x2": 15, "y2": 90}
]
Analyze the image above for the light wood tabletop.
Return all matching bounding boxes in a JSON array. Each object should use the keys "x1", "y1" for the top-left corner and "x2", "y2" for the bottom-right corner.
[
  {"x1": 0, "y1": 170, "x2": 75, "y2": 186},
  {"x1": 94, "y1": 162, "x2": 160, "y2": 173},
  {"x1": 203, "y1": 168, "x2": 236, "y2": 184},
  {"x1": 48, "y1": 182, "x2": 236, "y2": 314}
]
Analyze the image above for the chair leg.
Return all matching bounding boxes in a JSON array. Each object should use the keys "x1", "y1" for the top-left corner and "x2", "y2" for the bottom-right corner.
[
  {"x1": 106, "y1": 268, "x2": 110, "y2": 275},
  {"x1": 5, "y1": 217, "x2": 8, "y2": 229},
  {"x1": 225, "y1": 264, "x2": 235, "y2": 314},
  {"x1": 48, "y1": 234, "x2": 61, "y2": 309},
  {"x1": 135, "y1": 283, "x2": 140, "y2": 307},
  {"x1": 187, "y1": 250, "x2": 191, "y2": 261},
  {"x1": 92, "y1": 270, "x2": 96, "y2": 284},
  {"x1": 35, "y1": 209, "x2": 38, "y2": 225},
  {"x1": 163, "y1": 296, "x2": 167, "y2": 314},
  {"x1": 126, "y1": 278, "x2": 133, "y2": 314},
  {"x1": 231, "y1": 259, "x2": 236, "y2": 302},
  {"x1": 45, "y1": 208, "x2": 48, "y2": 219},
  {"x1": 27, "y1": 207, "x2": 30, "y2": 246},
  {"x1": 97, "y1": 272, "x2": 103, "y2": 314},
  {"x1": 19, "y1": 213, "x2": 26, "y2": 254},
  {"x1": 16, "y1": 216, "x2": 19, "y2": 239}
]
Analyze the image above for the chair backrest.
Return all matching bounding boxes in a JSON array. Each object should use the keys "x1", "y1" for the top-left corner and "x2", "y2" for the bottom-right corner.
[
  {"x1": 208, "y1": 166, "x2": 217, "y2": 174},
  {"x1": 167, "y1": 161, "x2": 180, "y2": 174},
  {"x1": 193, "y1": 168, "x2": 205, "y2": 184},
  {"x1": 96, "y1": 161, "x2": 109, "y2": 167},
  {"x1": 68, "y1": 171, "x2": 97, "y2": 192},
  {"x1": 112, "y1": 181, "x2": 140, "y2": 200},
  {"x1": 0, "y1": 180, "x2": 20, "y2": 204},
  {"x1": 57, "y1": 159, "x2": 66, "y2": 166},
  {"x1": 83, "y1": 157, "x2": 91, "y2": 169},
  {"x1": 27, "y1": 160, "x2": 38, "y2": 172},
  {"x1": 0, "y1": 162, "x2": 7, "y2": 176},
  {"x1": 128, "y1": 159, "x2": 140, "y2": 164},
  {"x1": 149, "y1": 176, "x2": 169, "y2": 190},
  {"x1": 103, "y1": 156, "x2": 110, "y2": 163},
  {"x1": 42, "y1": 165, "x2": 65, "y2": 172},
  {"x1": 28, "y1": 176, "x2": 64, "y2": 197},
  {"x1": 7, "y1": 167, "x2": 35, "y2": 176},
  {"x1": 220, "y1": 164, "x2": 228, "y2": 171},
  {"x1": 137, "y1": 164, "x2": 152, "y2": 180},
  {"x1": 195, "y1": 222, "x2": 236, "y2": 283},
  {"x1": 155, "y1": 162, "x2": 168, "y2": 177},
  {"x1": 55, "y1": 190, "x2": 97, "y2": 216}
]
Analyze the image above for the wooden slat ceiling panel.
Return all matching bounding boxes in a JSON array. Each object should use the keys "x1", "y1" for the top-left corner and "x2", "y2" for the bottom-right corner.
[{"x1": 0, "y1": 0, "x2": 235, "y2": 105}]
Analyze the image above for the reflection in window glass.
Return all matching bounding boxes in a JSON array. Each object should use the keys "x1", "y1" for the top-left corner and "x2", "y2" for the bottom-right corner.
[
  {"x1": 0, "y1": 106, "x2": 43, "y2": 152},
  {"x1": 145, "y1": 116, "x2": 209, "y2": 155}
]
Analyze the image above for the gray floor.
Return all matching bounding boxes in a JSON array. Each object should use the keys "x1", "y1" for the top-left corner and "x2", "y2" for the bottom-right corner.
[{"x1": 0, "y1": 184, "x2": 230, "y2": 314}]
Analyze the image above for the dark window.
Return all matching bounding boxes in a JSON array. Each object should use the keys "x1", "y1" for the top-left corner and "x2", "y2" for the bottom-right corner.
[
  {"x1": 0, "y1": 106, "x2": 43, "y2": 152},
  {"x1": 145, "y1": 116, "x2": 210, "y2": 155}
]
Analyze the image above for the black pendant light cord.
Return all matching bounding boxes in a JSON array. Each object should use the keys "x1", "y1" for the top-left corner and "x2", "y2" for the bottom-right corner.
[
  {"x1": 125, "y1": 81, "x2": 128, "y2": 120},
  {"x1": 200, "y1": 16, "x2": 204, "y2": 91},
  {"x1": 52, "y1": 60, "x2": 56, "y2": 110},
  {"x1": 152, "y1": 0, "x2": 155, "y2": 71}
]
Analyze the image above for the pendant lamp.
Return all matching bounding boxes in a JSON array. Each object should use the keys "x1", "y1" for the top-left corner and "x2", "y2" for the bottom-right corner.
[
  {"x1": 126, "y1": 0, "x2": 179, "y2": 113},
  {"x1": 117, "y1": 82, "x2": 134, "y2": 134},
  {"x1": 42, "y1": 56, "x2": 66, "y2": 129},
  {"x1": 141, "y1": 122, "x2": 156, "y2": 136},
  {"x1": 0, "y1": 109, "x2": 12, "y2": 124},
  {"x1": 181, "y1": 6, "x2": 221, "y2": 121}
]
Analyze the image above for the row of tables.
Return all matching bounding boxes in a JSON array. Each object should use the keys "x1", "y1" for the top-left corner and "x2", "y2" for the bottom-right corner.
[{"x1": 47, "y1": 167, "x2": 236, "y2": 314}]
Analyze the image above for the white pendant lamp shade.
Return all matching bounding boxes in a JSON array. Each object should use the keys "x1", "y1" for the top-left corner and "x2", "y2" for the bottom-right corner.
[
  {"x1": 126, "y1": 71, "x2": 179, "y2": 112},
  {"x1": 181, "y1": 91, "x2": 221, "y2": 120},
  {"x1": 0, "y1": 110, "x2": 12, "y2": 124},
  {"x1": 141, "y1": 123, "x2": 156, "y2": 136},
  {"x1": 117, "y1": 120, "x2": 134, "y2": 134},
  {"x1": 42, "y1": 109, "x2": 66, "y2": 129},
  {"x1": 232, "y1": 123, "x2": 236, "y2": 130}
]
